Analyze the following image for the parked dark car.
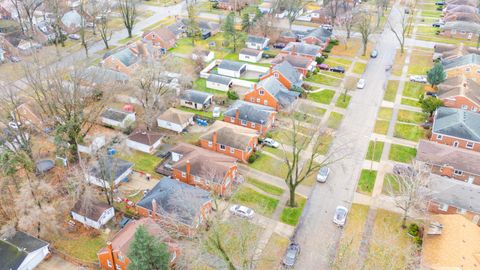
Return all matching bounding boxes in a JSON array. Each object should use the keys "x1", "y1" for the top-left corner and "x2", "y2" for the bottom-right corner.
[
  {"x1": 317, "y1": 63, "x2": 329, "y2": 70},
  {"x1": 282, "y1": 242, "x2": 300, "y2": 267},
  {"x1": 330, "y1": 66, "x2": 345, "y2": 73},
  {"x1": 432, "y1": 22, "x2": 442, "y2": 27},
  {"x1": 404, "y1": 8, "x2": 410, "y2": 14},
  {"x1": 262, "y1": 53, "x2": 270, "y2": 59},
  {"x1": 119, "y1": 217, "x2": 132, "y2": 228},
  {"x1": 273, "y1": 43, "x2": 286, "y2": 49},
  {"x1": 425, "y1": 91, "x2": 438, "y2": 97},
  {"x1": 435, "y1": 1, "x2": 445, "y2": 5}
]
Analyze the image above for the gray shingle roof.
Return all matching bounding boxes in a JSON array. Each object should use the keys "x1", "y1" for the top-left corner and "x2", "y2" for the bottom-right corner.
[
  {"x1": 82, "y1": 66, "x2": 129, "y2": 84},
  {"x1": 304, "y1": 28, "x2": 332, "y2": 43},
  {"x1": 200, "y1": 121, "x2": 258, "y2": 150},
  {"x1": 442, "y1": 21, "x2": 480, "y2": 34},
  {"x1": 136, "y1": 177, "x2": 211, "y2": 226},
  {"x1": 437, "y1": 76, "x2": 480, "y2": 103},
  {"x1": 111, "y1": 48, "x2": 138, "y2": 67},
  {"x1": 180, "y1": 90, "x2": 213, "y2": 105},
  {"x1": 218, "y1": 60, "x2": 246, "y2": 72},
  {"x1": 240, "y1": 48, "x2": 262, "y2": 57},
  {"x1": 247, "y1": 35, "x2": 268, "y2": 45},
  {"x1": 258, "y1": 77, "x2": 300, "y2": 108},
  {"x1": 272, "y1": 54, "x2": 312, "y2": 69},
  {"x1": 428, "y1": 173, "x2": 480, "y2": 213},
  {"x1": 207, "y1": 74, "x2": 233, "y2": 85},
  {"x1": 282, "y1": 42, "x2": 322, "y2": 57},
  {"x1": 273, "y1": 61, "x2": 302, "y2": 86},
  {"x1": 61, "y1": 10, "x2": 82, "y2": 28},
  {"x1": 442, "y1": 53, "x2": 480, "y2": 70},
  {"x1": 0, "y1": 231, "x2": 49, "y2": 270},
  {"x1": 101, "y1": 108, "x2": 131, "y2": 122},
  {"x1": 432, "y1": 107, "x2": 480, "y2": 142},
  {"x1": 89, "y1": 156, "x2": 133, "y2": 181},
  {"x1": 223, "y1": 100, "x2": 275, "y2": 125},
  {"x1": 3, "y1": 231, "x2": 49, "y2": 253}
]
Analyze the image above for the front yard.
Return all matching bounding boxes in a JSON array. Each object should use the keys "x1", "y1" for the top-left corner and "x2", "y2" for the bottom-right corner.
[
  {"x1": 305, "y1": 74, "x2": 342, "y2": 87},
  {"x1": 117, "y1": 151, "x2": 162, "y2": 176},
  {"x1": 384, "y1": 81, "x2": 399, "y2": 102},
  {"x1": 231, "y1": 186, "x2": 279, "y2": 217},
  {"x1": 249, "y1": 152, "x2": 289, "y2": 178},
  {"x1": 388, "y1": 144, "x2": 417, "y2": 163},
  {"x1": 394, "y1": 123, "x2": 426, "y2": 142},
  {"x1": 52, "y1": 232, "x2": 108, "y2": 262},
  {"x1": 327, "y1": 112, "x2": 344, "y2": 129},
  {"x1": 357, "y1": 169, "x2": 377, "y2": 195},
  {"x1": 307, "y1": 89, "x2": 336, "y2": 104},
  {"x1": 365, "y1": 140, "x2": 385, "y2": 162},
  {"x1": 280, "y1": 195, "x2": 307, "y2": 225}
]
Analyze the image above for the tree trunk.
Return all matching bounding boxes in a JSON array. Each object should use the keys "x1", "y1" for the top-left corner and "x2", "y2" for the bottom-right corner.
[
  {"x1": 288, "y1": 184, "x2": 297, "y2": 207},
  {"x1": 127, "y1": 27, "x2": 133, "y2": 38},
  {"x1": 401, "y1": 209, "x2": 408, "y2": 228}
]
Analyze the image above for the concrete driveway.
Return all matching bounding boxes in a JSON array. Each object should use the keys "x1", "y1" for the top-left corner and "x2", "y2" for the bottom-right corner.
[{"x1": 37, "y1": 255, "x2": 85, "y2": 270}]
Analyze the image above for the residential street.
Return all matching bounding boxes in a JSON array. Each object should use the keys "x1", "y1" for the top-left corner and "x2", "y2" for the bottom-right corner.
[{"x1": 293, "y1": 5, "x2": 403, "y2": 270}]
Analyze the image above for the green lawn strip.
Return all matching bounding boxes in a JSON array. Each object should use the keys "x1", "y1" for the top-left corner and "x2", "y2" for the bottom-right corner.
[
  {"x1": 270, "y1": 128, "x2": 310, "y2": 149},
  {"x1": 305, "y1": 74, "x2": 341, "y2": 86},
  {"x1": 293, "y1": 111, "x2": 318, "y2": 124},
  {"x1": 352, "y1": 62, "x2": 367, "y2": 74},
  {"x1": 394, "y1": 123, "x2": 426, "y2": 142},
  {"x1": 116, "y1": 151, "x2": 162, "y2": 176},
  {"x1": 357, "y1": 169, "x2": 377, "y2": 195},
  {"x1": 397, "y1": 110, "x2": 427, "y2": 124},
  {"x1": 374, "y1": 120, "x2": 389, "y2": 135},
  {"x1": 53, "y1": 233, "x2": 107, "y2": 262},
  {"x1": 378, "y1": 107, "x2": 393, "y2": 121},
  {"x1": 307, "y1": 89, "x2": 336, "y2": 104},
  {"x1": 401, "y1": 98, "x2": 421, "y2": 108},
  {"x1": 316, "y1": 133, "x2": 334, "y2": 155},
  {"x1": 246, "y1": 177, "x2": 284, "y2": 196},
  {"x1": 324, "y1": 57, "x2": 353, "y2": 68},
  {"x1": 327, "y1": 112, "x2": 344, "y2": 129},
  {"x1": 365, "y1": 140, "x2": 385, "y2": 162},
  {"x1": 381, "y1": 173, "x2": 399, "y2": 195},
  {"x1": 388, "y1": 144, "x2": 417, "y2": 163},
  {"x1": 262, "y1": 146, "x2": 290, "y2": 159},
  {"x1": 301, "y1": 105, "x2": 326, "y2": 117},
  {"x1": 280, "y1": 195, "x2": 307, "y2": 225},
  {"x1": 193, "y1": 78, "x2": 228, "y2": 97},
  {"x1": 335, "y1": 94, "x2": 352, "y2": 108},
  {"x1": 322, "y1": 70, "x2": 345, "y2": 78},
  {"x1": 231, "y1": 186, "x2": 279, "y2": 217},
  {"x1": 249, "y1": 152, "x2": 289, "y2": 178},
  {"x1": 421, "y1": 10, "x2": 442, "y2": 17},
  {"x1": 384, "y1": 81, "x2": 399, "y2": 102},
  {"x1": 403, "y1": 82, "x2": 425, "y2": 98},
  {"x1": 177, "y1": 106, "x2": 221, "y2": 120}
]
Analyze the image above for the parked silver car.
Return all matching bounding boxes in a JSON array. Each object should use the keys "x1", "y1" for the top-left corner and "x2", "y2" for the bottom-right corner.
[
  {"x1": 229, "y1": 205, "x2": 254, "y2": 219},
  {"x1": 316, "y1": 167, "x2": 330, "y2": 183},
  {"x1": 333, "y1": 206, "x2": 348, "y2": 227},
  {"x1": 282, "y1": 242, "x2": 300, "y2": 267}
]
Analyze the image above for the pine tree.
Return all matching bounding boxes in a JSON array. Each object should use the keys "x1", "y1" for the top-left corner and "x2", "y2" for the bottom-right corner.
[
  {"x1": 241, "y1": 13, "x2": 251, "y2": 32},
  {"x1": 127, "y1": 225, "x2": 170, "y2": 270},
  {"x1": 427, "y1": 62, "x2": 446, "y2": 88},
  {"x1": 222, "y1": 12, "x2": 244, "y2": 52}
]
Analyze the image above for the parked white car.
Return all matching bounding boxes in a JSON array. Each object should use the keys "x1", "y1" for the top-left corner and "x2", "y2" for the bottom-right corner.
[
  {"x1": 357, "y1": 78, "x2": 366, "y2": 89},
  {"x1": 212, "y1": 107, "x2": 221, "y2": 118},
  {"x1": 263, "y1": 138, "x2": 280, "y2": 148},
  {"x1": 230, "y1": 205, "x2": 255, "y2": 219},
  {"x1": 409, "y1": 75, "x2": 427, "y2": 83},
  {"x1": 333, "y1": 206, "x2": 348, "y2": 227},
  {"x1": 316, "y1": 167, "x2": 330, "y2": 183}
]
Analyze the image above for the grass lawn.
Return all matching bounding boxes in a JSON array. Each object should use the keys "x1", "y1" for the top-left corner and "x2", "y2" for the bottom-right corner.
[
  {"x1": 365, "y1": 140, "x2": 385, "y2": 162},
  {"x1": 374, "y1": 120, "x2": 389, "y2": 135},
  {"x1": 352, "y1": 62, "x2": 367, "y2": 74},
  {"x1": 381, "y1": 173, "x2": 399, "y2": 195},
  {"x1": 316, "y1": 133, "x2": 334, "y2": 155},
  {"x1": 388, "y1": 144, "x2": 417, "y2": 163},
  {"x1": 307, "y1": 89, "x2": 335, "y2": 104},
  {"x1": 338, "y1": 204, "x2": 370, "y2": 250},
  {"x1": 301, "y1": 105, "x2": 326, "y2": 117},
  {"x1": 324, "y1": 56, "x2": 353, "y2": 68},
  {"x1": 401, "y1": 98, "x2": 421, "y2": 108},
  {"x1": 392, "y1": 51, "x2": 406, "y2": 77},
  {"x1": 117, "y1": 151, "x2": 162, "y2": 176},
  {"x1": 231, "y1": 186, "x2": 279, "y2": 217},
  {"x1": 293, "y1": 111, "x2": 317, "y2": 124},
  {"x1": 397, "y1": 110, "x2": 427, "y2": 124},
  {"x1": 280, "y1": 195, "x2": 307, "y2": 225},
  {"x1": 249, "y1": 152, "x2": 289, "y2": 178},
  {"x1": 53, "y1": 233, "x2": 108, "y2": 262},
  {"x1": 305, "y1": 74, "x2": 341, "y2": 86},
  {"x1": 421, "y1": 10, "x2": 442, "y2": 17},
  {"x1": 335, "y1": 93, "x2": 352, "y2": 108},
  {"x1": 177, "y1": 106, "x2": 221, "y2": 120},
  {"x1": 403, "y1": 82, "x2": 425, "y2": 98},
  {"x1": 327, "y1": 112, "x2": 344, "y2": 129},
  {"x1": 394, "y1": 123, "x2": 426, "y2": 142},
  {"x1": 378, "y1": 107, "x2": 393, "y2": 121},
  {"x1": 246, "y1": 177, "x2": 284, "y2": 196},
  {"x1": 357, "y1": 169, "x2": 377, "y2": 195},
  {"x1": 193, "y1": 78, "x2": 228, "y2": 97},
  {"x1": 331, "y1": 39, "x2": 361, "y2": 57},
  {"x1": 270, "y1": 128, "x2": 310, "y2": 148},
  {"x1": 262, "y1": 145, "x2": 290, "y2": 158},
  {"x1": 257, "y1": 233, "x2": 290, "y2": 270},
  {"x1": 384, "y1": 81, "x2": 399, "y2": 102},
  {"x1": 406, "y1": 51, "x2": 433, "y2": 77}
]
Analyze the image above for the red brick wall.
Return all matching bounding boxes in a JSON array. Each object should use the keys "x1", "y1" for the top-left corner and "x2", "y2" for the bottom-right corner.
[
  {"x1": 171, "y1": 165, "x2": 237, "y2": 196},
  {"x1": 430, "y1": 165, "x2": 480, "y2": 185},
  {"x1": 244, "y1": 86, "x2": 280, "y2": 111},
  {"x1": 199, "y1": 137, "x2": 257, "y2": 162},
  {"x1": 442, "y1": 95, "x2": 480, "y2": 112},
  {"x1": 430, "y1": 133, "x2": 480, "y2": 152},
  {"x1": 98, "y1": 250, "x2": 129, "y2": 270},
  {"x1": 428, "y1": 201, "x2": 479, "y2": 223},
  {"x1": 441, "y1": 29, "x2": 479, "y2": 40}
]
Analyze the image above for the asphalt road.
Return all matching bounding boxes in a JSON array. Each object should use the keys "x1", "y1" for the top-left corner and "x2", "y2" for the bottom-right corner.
[{"x1": 293, "y1": 5, "x2": 404, "y2": 270}]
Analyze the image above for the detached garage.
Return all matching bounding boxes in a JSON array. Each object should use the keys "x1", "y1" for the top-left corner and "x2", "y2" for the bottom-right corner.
[
  {"x1": 0, "y1": 231, "x2": 50, "y2": 270},
  {"x1": 126, "y1": 130, "x2": 162, "y2": 153},
  {"x1": 71, "y1": 200, "x2": 115, "y2": 230},
  {"x1": 218, "y1": 60, "x2": 246, "y2": 78},
  {"x1": 206, "y1": 74, "x2": 233, "y2": 92},
  {"x1": 157, "y1": 108, "x2": 195, "y2": 133},
  {"x1": 239, "y1": 48, "x2": 263, "y2": 63}
]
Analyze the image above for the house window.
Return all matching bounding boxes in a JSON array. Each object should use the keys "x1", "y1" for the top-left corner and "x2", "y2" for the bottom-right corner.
[
  {"x1": 256, "y1": 98, "x2": 261, "y2": 103},
  {"x1": 264, "y1": 100, "x2": 268, "y2": 106},
  {"x1": 477, "y1": 69, "x2": 480, "y2": 74},
  {"x1": 107, "y1": 260, "x2": 112, "y2": 267},
  {"x1": 118, "y1": 254, "x2": 124, "y2": 261},
  {"x1": 251, "y1": 123, "x2": 256, "y2": 128},
  {"x1": 454, "y1": 169, "x2": 463, "y2": 176},
  {"x1": 461, "y1": 31, "x2": 466, "y2": 35},
  {"x1": 250, "y1": 97, "x2": 254, "y2": 102},
  {"x1": 453, "y1": 141, "x2": 459, "y2": 147},
  {"x1": 208, "y1": 141, "x2": 213, "y2": 147},
  {"x1": 274, "y1": 73, "x2": 279, "y2": 78},
  {"x1": 466, "y1": 142, "x2": 474, "y2": 149},
  {"x1": 247, "y1": 146, "x2": 252, "y2": 152},
  {"x1": 259, "y1": 90, "x2": 265, "y2": 95},
  {"x1": 181, "y1": 172, "x2": 186, "y2": 177},
  {"x1": 220, "y1": 144, "x2": 226, "y2": 151},
  {"x1": 439, "y1": 203, "x2": 449, "y2": 211},
  {"x1": 205, "y1": 179, "x2": 210, "y2": 185},
  {"x1": 116, "y1": 265, "x2": 121, "y2": 270},
  {"x1": 241, "y1": 120, "x2": 247, "y2": 126},
  {"x1": 230, "y1": 148, "x2": 235, "y2": 154},
  {"x1": 461, "y1": 105, "x2": 468, "y2": 110},
  {"x1": 437, "y1": 134, "x2": 443, "y2": 140},
  {"x1": 466, "y1": 67, "x2": 471, "y2": 72},
  {"x1": 457, "y1": 208, "x2": 466, "y2": 214},
  {"x1": 230, "y1": 117, "x2": 235, "y2": 123}
]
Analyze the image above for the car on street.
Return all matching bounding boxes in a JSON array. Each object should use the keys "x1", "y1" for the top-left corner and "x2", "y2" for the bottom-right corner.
[
  {"x1": 321, "y1": 24, "x2": 333, "y2": 31},
  {"x1": 273, "y1": 43, "x2": 286, "y2": 49},
  {"x1": 333, "y1": 206, "x2": 348, "y2": 227},
  {"x1": 212, "y1": 107, "x2": 221, "y2": 118},
  {"x1": 316, "y1": 167, "x2": 330, "y2": 183},
  {"x1": 317, "y1": 63, "x2": 329, "y2": 70},
  {"x1": 229, "y1": 205, "x2": 254, "y2": 219},
  {"x1": 370, "y1": 49, "x2": 378, "y2": 58},
  {"x1": 262, "y1": 53, "x2": 270, "y2": 59},
  {"x1": 357, "y1": 78, "x2": 366, "y2": 89},
  {"x1": 409, "y1": 75, "x2": 427, "y2": 83},
  {"x1": 330, "y1": 66, "x2": 345, "y2": 73},
  {"x1": 263, "y1": 138, "x2": 280, "y2": 148},
  {"x1": 282, "y1": 242, "x2": 300, "y2": 267},
  {"x1": 435, "y1": 1, "x2": 445, "y2": 5},
  {"x1": 68, "y1": 34, "x2": 80, "y2": 40}
]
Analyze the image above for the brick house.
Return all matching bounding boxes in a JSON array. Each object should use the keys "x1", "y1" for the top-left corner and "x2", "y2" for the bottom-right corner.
[
  {"x1": 102, "y1": 46, "x2": 141, "y2": 75},
  {"x1": 427, "y1": 173, "x2": 480, "y2": 224},
  {"x1": 244, "y1": 76, "x2": 300, "y2": 111},
  {"x1": 271, "y1": 54, "x2": 316, "y2": 76},
  {"x1": 437, "y1": 75, "x2": 480, "y2": 111},
  {"x1": 444, "y1": 12, "x2": 480, "y2": 24},
  {"x1": 300, "y1": 28, "x2": 332, "y2": 49},
  {"x1": 281, "y1": 42, "x2": 323, "y2": 60},
  {"x1": 97, "y1": 218, "x2": 179, "y2": 270},
  {"x1": 260, "y1": 61, "x2": 303, "y2": 89},
  {"x1": 277, "y1": 30, "x2": 298, "y2": 44},
  {"x1": 223, "y1": 100, "x2": 276, "y2": 136},
  {"x1": 432, "y1": 43, "x2": 480, "y2": 61},
  {"x1": 416, "y1": 140, "x2": 480, "y2": 185},
  {"x1": 136, "y1": 177, "x2": 212, "y2": 236},
  {"x1": 142, "y1": 27, "x2": 177, "y2": 51},
  {"x1": 310, "y1": 3, "x2": 350, "y2": 24},
  {"x1": 169, "y1": 143, "x2": 238, "y2": 196},
  {"x1": 440, "y1": 21, "x2": 480, "y2": 40},
  {"x1": 199, "y1": 121, "x2": 259, "y2": 162},
  {"x1": 431, "y1": 107, "x2": 480, "y2": 151},
  {"x1": 442, "y1": 53, "x2": 480, "y2": 80}
]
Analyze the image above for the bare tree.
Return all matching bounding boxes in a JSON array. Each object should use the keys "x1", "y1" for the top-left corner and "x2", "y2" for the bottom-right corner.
[
  {"x1": 98, "y1": 13, "x2": 112, "y2": 49},
  {"x1": 118, "y1": 0, "x2": 137, "y2": 38},
  {"x1": 388, "y1": 5, "x2": 414, "y2": 54},
  {"x1": 325, "y1": 0, "x2": 348, "y2": 26},
  {"x1": 47, "y1": 0, "x2": 66, "y2": 49},
  {"x1": 13, "y1": 0, "x2": 42, "y2": 36},
  {"x1": 356, "y1": 11, "x2": 374, "y2": 56},
  {"x1": 10, "y1": 0, "x2": 25, "y2": 34},
  {"x1": 186, "y1": 4, "x2": 201, "y2": 46},
  {"x1": 341, "y1": 8, "x2": 358, "y2": 41},
  {"x1": 280, "y1": 0, "x2": 305, "y2": 29},
  {"x1": 386, "y1": 161, "x2": 430, "y2": 228},
  {"x1": 79, "y1": 0, "x2": 90, "y2": 57}
]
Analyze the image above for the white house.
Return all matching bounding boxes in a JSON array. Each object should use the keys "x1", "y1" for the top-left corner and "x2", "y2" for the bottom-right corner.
[
  {"x1": 192, "y1": 50, "x2": 215, "y2": 63},
  {"x1": 239, "y1": 48, "x2": 263, "y2": 63},
  {"x1": 126, "y1": 130, "x2": 162, "y2": 153},
  {"x1": 157, "y1": 108, "x2": 195, "y2": 133},
  {"x1": 180, "y1": 90, "x2": 213, "y2": 110},
  {"x1": 206, "y1": 74, "x2": 233, "y2": 91},
  {"x1": 246, "y1": 36, "x2": 269, "y2": 50},
  {"x1": 71, "y1": 200, "x2": 115, "y2": 229},
  {"x1": 100, "y1": 108, "x2": 136, "y2": 129},
  {"x1": 0, "y1": 231, "x2": 50, "y2": 270},
  {"x1": 217, "y1": 60, "x2": 246, "y2": 78},
  {"x1": 86, "y1": 156, "x2": 133, "y2": 188}
]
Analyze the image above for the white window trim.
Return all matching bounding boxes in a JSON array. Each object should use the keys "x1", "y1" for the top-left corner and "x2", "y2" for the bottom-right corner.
[
  {"x1": 107, "y1": 259, "x2": 112, "y2": 267},
  {"x1": 219, "y1": 144, "x2": 226, "y2": 151},
  {"x1": 259, "y1": 90, "x2": 265, "y2": 95},
  {"x1": 230, "y1": 148, "x2": 235, "y2": 154},
  {"x1": 241, "y1": 120, "x2": 247, "y2": 126},
  {"x1": 454, "y1": 169, "x2": 463, "y2": 176},
  {"x1": 466, "y1": 142, "x2": 474, "y2": 149},
  {"x1": 453, "y1": 141, "x2": 460, "y2": 147},
  {"x1": 251, "y1": 123, "x2": 256, "y2": 128},
  {"x1": 439, "y1": 203, "x2": 449, "y2": 211},
  {"x1": 208, "y1": 141, "x2": 213, "y2": 147},
  {"x1": 181, "y1": 172, "x2": 186, "y2": 177},
  {"x1": 437, "y1": 134, "x2": 443, "y2": 140},
  {"x1": 230, "y1": 117, "x2": 235, "y2": 123},
  {"x1": 457, "y1": 208, "x2": 466, "y2": 214}
]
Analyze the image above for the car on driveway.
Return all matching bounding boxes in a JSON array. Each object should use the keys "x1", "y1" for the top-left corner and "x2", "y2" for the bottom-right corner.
[
  {"x1": 425, "y1": 91, "x2": 438, "y2": 97},
  {"x1": 282, "y1": 242, "x2": 300, "y2": 267},
  {"x1": 212, "y1": 107, "x2": 221, "y2": 118},
  {"x1": 230, "y1": 205, "x2": 254, "y2": 219},
  {"x1": 333, "y1": 206, "x2": 348, "y2": 227},
  {"x1": 409, "y1": 75, "x2": 427, "y2": 83},
  {"x1": 370, "y1": 49, "x2": 378, "y2": 58},
  {"x1": 263, "y1": 138, "x2": 280, "y2": 148},
  {"x1": 273, "y1": 43, "x2": 286, "y2": 49},
  {"x1": 432, "y1": 22, "x2": 444, "y2": 27},
  {"x1": 330, "y1": 66, "x2": 345, "y2": 73},
  {"x1": 317, "y1": 63, "x2": 329, "y2": 70},
  {"x1": 316, "y1": 167, "x2": 330, "y2": 183},
  {"x1": 357, "y1": 78, "x2": 366, "y2": 89}
]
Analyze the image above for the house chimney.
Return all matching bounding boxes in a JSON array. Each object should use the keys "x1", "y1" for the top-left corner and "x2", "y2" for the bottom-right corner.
[
  {"x1": 212, "y1": 131, "x2": 217, "y2": 148},
  {"x1": 235, "y1": 109, "x2": 240, "y2": 121},
  {"x1": 107, "y1": 241, "x2": 113, "y2": 253},
  {"x1": 186, "y1": 160, "x2": 191, "y2": 183},
  {"x1": 107, "y1": 241, "x2": 117, "y2": 268},
  {"x1": 151, "y1": 199, "x2": 158, "y2": 218},
  {"x1": 254, "y1": 84, "x2": 257, "y2": 92},
  {"x1": 269, "y1": 66, "x2": 273, "y2": 75}
]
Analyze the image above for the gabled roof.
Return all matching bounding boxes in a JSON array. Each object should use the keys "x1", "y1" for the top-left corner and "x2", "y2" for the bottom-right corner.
[
  {"x1": 282, "y1": 42, "x2": 322, "y2": 57},
  {"x1": 223, "y1": 100, "x2": 275, "y2": 125},
  {"x1": 0, "y1": 231, "x2": 48, "y2": 270},
  {"x1": 428, "y1": 174, "x2": 480, "y2": 213},
  {"x1": 218, "y1": 60, "x2": 246, "y2": 72},
  {"x1": 180, "y1": 90, "x2": 213, "y2": 105},
  {"x1": 441, "y1": 21, "x2": 480, "y2": 33},
  {"x1": 170, "y1": 143, "x2": 237, "y2": 183},
  {"x1": 444, "y1": 4, "x2": 477, "y2": 13},
  {"x1": 437, "y1": 75, "x2": 480, "y2": 104},
  {"x1": 442, "y1": 53, "x2": 480, "y2": 70},
  {"x1": 272, "y1": 54, "x2": 313, "y2": 69},
  {"x1": 72, "y1": 199, "x2": 112, "y2": 221},
  {"x1": 444, "y1": 12, "x2": 480, "y2": 23},
  {"x1": 239, "y1": 48, "x2": 262, "y2": 57},
  {"x1": 432, "y1": 107, "x2": 480, "y2": 142},
  {"x1": 128, "y1": 130, "x2": 162, "y2": 146},
  {"x1": 303, "y1": 27, "x2": 332, "y2": 42},
  {"x1": 434, "y1": 43, "x2": 480, "y2": 61},
  {"x1": 157, "y1": 108, "x2": 194, "y2": 125},
  {"x1": 109, "y1": 47, "x2": 139, "y2": 67},
  {"x1": 89, "y1": 156, "x2": 133, "y2": 181},
  {"x1": 416, "y1": 140, "x2": 480, "y2": 176},
  {"x1": 136, "y1": 177, "x2": 211, "y2": 226},
  {"x1": 101, "y1": 108, "x2": 133, "y2": 122},
  {"x1": 81, "y1": 66, "x2": 129, "y2": 85},
  {"x1": 144, "y1": 27, "x2": 176, "y2": 49},
  {"x1": 257, "y1": 77, "x2": 300, "y2": 108},
  {"x1": 207, "y1": 74, "x2": 233, "y2": 85},
  {"x1": 246, "y1": 35, "x2": 269, "y2": 44},
  {"x1": 200, "y1": 121, "x2": 258, "y2": 150},
  {"x1": 446, "y1": 0, "x2": 477, "y2": 6},
  {"x1": 2, "y1": 231, "x2": 49, "y2": 253},
  {"x1": 167, "y1": 20, "x2": 186, "y2": 36},
  {"x1": 61, "y1": 10, "x2": 82, "y2": 28},
  {"x1": 272, "y1": 61, "x2": 303, "y2": 86}
]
